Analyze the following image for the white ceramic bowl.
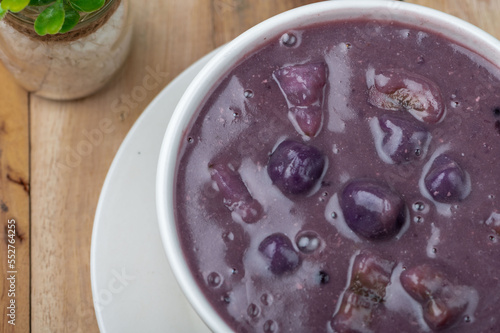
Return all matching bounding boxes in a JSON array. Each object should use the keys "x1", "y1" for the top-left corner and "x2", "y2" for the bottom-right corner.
[{"x1": 156, "y1": 1, "x2": 500, "y2": 332}]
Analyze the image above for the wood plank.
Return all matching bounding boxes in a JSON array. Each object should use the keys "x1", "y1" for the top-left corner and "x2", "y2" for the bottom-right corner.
[
  {"x1": 0, "y1": 62, "x2": 30, "y2": 331},
  {"x1": 407, "y1": 0, "x2": 500, "y2": 39}
]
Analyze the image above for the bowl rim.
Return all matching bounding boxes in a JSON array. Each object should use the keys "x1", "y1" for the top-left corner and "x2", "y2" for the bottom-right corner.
[{"x1": 156, "y1": 1, "x2": 500, "y2": 332}]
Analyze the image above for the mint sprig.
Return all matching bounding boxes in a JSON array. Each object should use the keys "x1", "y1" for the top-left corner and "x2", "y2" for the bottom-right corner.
[
  {"x1": 0, "y1": 7, "x2": 7, "y2": 19},
  {"x1": 0, "y1": 0, "x2": 106, "y2": 36},
  {"x1": 1, "y1": 0, "x2": 30, "y2": 13}
]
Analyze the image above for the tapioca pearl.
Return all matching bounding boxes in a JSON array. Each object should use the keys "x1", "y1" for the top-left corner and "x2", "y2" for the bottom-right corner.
[
  {"x1": 267, "y1": 140, "x2": 326, "y2": 196},
  {"x1": 260, "y1": 293, "x2": 273, "y2": 306},
  {"x1": 247, "y1": 303, "x2": 261, "y2": 318},
  {"x1": 206, "y1": 272, "x2": 223, "y2": 288},
  {"x1": 258, "y1": 233, "x2": 301, "y2": 275},
  {"x1": 340, "y1": 179, "x2": 406, "y2": 241},
  {"x1": 263, "y1": 320, "x2": 278, "y2": 333},
  {"x1": 281, "y1": 32, "x2": 297, "y2": 47},
  {"x1": 424, "y1": 155, "x2": 470, "y2": 203},
  {"x1": 295, "y1": 231, "x2": 321, "y2": 254}
]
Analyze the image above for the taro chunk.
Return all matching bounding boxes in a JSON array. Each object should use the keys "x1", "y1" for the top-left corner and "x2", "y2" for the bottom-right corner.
[
  {"x1": 209, "y1": 163, "x2": 263, "y2": 223},
  {"x1": 331, "y1": 251, "x2": 395, "y2": 333},
  {"x1": 289, "y1": 105, "x2": 323, "y2": 137},
  {"x1": 424, "y1": 155, "x2": 470, "y2": 203},
  {"x1": 267, "y1": 140, "x2": 325, "y2": 195},
  {"x1": 400, "y1": 264, "x2": 471, "y2": 331},
  {"x1": 340, "y1": 179, "x2": 406, "y2": 241},
  {"x1": 274, "y1": 62, "x2": 327, "y2": 106},
  {"x1": 370, "y1": 114, "x2": 431, "y2": 164},
  {"x1": 367, "y1": 68, "x2": 445, "y2": 124},
  {"x1": 350, "y1": 250, "x2": 395, "y2": 301}
]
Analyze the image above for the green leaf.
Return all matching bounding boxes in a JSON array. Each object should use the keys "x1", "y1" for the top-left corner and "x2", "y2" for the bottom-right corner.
[
  {"x1": 69, "y1": 0, "x2": 104, "y2": 13},
  {"x1": 0, "y1": 7, "x2": 7, "y2": 20},
  {"x1": 59, "y1": 4, "x2": 79, "y2": 33},
  {"x1": 34, "y1": 1, "x2": 65, "y2": 35},
  {"x1": 29, "y1": 0, "x2": 56, "y2": 6},
  {"x1": 1, "y1": 0, "x2": 31, "y2": 13}
]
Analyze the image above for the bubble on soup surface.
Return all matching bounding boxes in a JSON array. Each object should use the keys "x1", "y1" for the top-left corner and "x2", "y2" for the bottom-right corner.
[
  {"x1": 340, "y1": 179, "x2": 406, "y2": 240},
  {"x1": 281, "y1": 32, "x2": 297, "y2": 47},
  {"x1": 260, "y1": 293, "x2": 273, "y2": 306},
  {"x1": 367, "y1": 68, "x2": 445, "y2": 124},
  {"x1": 244, "y1": 89, "x2": 254, "y2": 98},
  {"x1": 273, "y1": 62, "x2": 327, "y2": 106},
  {"x1": 267, "y1": 140, "x2": 326, "y2": 195},
  {"x1": 258, "y1": 233, "x2": 301, "y2": 275},
  {"x1": 424, "y1": 155, "x2": 470, "y2": 203},
  {"x1": 263, "y1": 319, "x2": 278, "y2": 333},
  {"x1": 206, "y1": 272, "x2": 222, "y2": 288},
  {"x1": 247, "y1": 303, "x2": 260, "y2": 318},
  {"x1": 209, "y1": 163, "x2": 263, "y2": 223},
  {"x1": 370, "y1": 114, "x2": 431, "y2": 164},
  {"x1": 295, "y1": 230, "x2": 321, "y2": 253},
  {"x1": 413, "y1": 201, "x2": 425, "y2": 212}
]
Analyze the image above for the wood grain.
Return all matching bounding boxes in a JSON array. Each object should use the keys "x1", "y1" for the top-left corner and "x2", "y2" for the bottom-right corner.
[
  {"x1": 407, "y1": 0, "x2": 500, "y2": 39},
  {"x1": 0, "y1": 55, "x2": 30, "y2": 332},
  {"x1": 0, "y1": 0, "x2": 498, "y2": 332}
]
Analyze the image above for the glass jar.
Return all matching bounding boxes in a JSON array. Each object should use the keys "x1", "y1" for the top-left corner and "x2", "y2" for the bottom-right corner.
[{"x1": 0, "y1": 0, "x2": 132, "y2": 100}]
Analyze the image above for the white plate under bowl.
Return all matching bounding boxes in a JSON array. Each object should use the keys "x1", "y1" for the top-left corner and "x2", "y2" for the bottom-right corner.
[{"x1": 90, "y1": 51, "x2": 218, "y2": 333}]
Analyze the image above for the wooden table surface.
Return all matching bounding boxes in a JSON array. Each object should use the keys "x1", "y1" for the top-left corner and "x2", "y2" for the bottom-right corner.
[{"x1": 0, "y1": 0, "x2": 499, "y2": 332}]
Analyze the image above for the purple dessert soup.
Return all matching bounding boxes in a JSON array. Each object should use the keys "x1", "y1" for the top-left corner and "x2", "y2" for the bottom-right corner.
[{"x1": 171, "y1": 16, "x2": 500, "y2": 333}]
